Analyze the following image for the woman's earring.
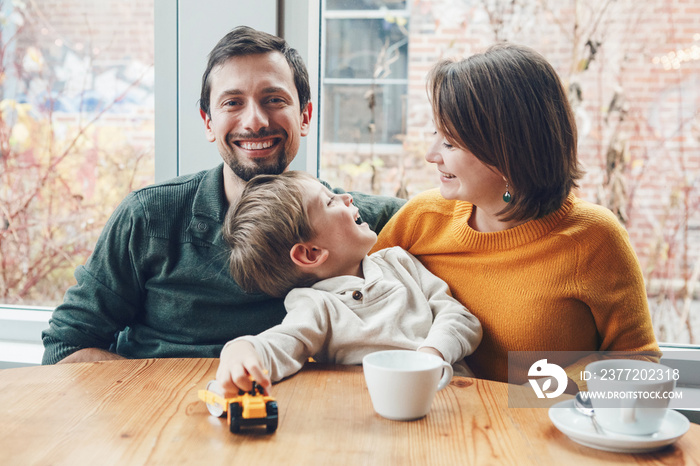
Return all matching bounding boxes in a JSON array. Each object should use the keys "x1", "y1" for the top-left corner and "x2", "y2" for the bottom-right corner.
[{"x1": 503, "y1": 182, "x2": 512, "y2": 203}]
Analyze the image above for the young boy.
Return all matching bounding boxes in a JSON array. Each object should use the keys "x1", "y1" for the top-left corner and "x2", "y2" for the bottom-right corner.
[{"x1": 217, "y1": 171, "x2": 481, "y2": 394}]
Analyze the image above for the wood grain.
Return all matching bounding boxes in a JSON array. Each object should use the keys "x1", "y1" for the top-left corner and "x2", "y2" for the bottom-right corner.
[{"x1": 0, "y1": 359, "x2": 698, "y2": 465}]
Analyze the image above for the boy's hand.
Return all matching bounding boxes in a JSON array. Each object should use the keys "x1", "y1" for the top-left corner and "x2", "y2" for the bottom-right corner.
[
  {"x1": 216, "y1": 340, "x2": 272, "y2": 396},
  {"x1": 417, "y1": 346, "x2": 445, "y2": 360}
]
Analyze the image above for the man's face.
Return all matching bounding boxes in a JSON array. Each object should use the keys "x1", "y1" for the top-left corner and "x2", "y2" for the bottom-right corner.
[{"x1": 202, "y1": 52, "x2": 311, "y2": 181}]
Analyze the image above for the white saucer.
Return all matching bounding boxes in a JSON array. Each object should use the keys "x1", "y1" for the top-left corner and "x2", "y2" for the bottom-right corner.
[{"x1": 548, "y1": 399, "x2": 690, "y2": 453}]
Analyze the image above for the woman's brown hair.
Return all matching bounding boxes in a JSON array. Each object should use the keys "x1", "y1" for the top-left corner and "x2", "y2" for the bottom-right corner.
[{"x1": 427, "y1": 43, "x2": 583, "y2": 221}]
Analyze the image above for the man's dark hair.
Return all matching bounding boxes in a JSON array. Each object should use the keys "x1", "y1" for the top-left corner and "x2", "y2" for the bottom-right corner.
[{"x1": 199, "y1": 25, "x2": 311, "y2": 117}]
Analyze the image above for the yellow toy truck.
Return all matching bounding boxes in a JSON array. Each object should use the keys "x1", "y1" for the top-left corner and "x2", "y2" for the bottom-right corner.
[{"x1": 198, "y1": 379, "x2": 278, "y2": 434}]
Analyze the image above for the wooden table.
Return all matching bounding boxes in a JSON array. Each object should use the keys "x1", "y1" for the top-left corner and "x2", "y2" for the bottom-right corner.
[{"x1": 1, "y1": 358, "x2": 698, "y2": 465}]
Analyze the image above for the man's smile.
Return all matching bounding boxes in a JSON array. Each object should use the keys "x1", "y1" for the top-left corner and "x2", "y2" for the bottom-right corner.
[{"x1": 235, "y1": 138, "x2": 280, "y2": 151}]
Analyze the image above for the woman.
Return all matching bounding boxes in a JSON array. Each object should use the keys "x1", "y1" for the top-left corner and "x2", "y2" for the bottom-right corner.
[{"x1": 372, "y1": 43, "x2": 659, "y2": 389}]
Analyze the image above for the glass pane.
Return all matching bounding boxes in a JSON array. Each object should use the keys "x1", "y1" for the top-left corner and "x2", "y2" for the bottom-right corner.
[
  {"x1": 0, "y1": 1, "x2": 155, "y2": 306},
  {"x1": 325, "y1": 18, "x2": 408, "y2": 80},
  {"x1": 322, "y1": 83, "x2": 406, "y2": 145},
  {"x1": 326, "y1": 0, "x2": 406, "y2": 11}
]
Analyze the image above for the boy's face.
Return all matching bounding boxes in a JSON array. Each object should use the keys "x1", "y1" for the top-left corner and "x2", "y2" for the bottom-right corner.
[{"x1": 302, "y1": 180, "x2": 377, "y2": 274}]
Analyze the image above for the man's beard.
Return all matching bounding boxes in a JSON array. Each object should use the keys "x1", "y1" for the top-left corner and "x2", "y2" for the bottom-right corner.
[
  {"x1": 227, "y1": 150, "x2": 288, "y2": 182},
  {"x1": 225, "y1": 129, "x2": 289, "y2": 181}
]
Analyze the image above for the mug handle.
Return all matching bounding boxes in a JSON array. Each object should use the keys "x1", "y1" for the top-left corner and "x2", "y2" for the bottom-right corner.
[{"x1": 436, "y1": 361, "x2": 454, "y2": 391}]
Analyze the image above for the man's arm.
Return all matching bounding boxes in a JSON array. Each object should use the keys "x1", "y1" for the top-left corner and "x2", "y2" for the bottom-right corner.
[
  {"x1": 56, "y1": 347, "x2": 126, "y2": 364},
  {"x1": 42, "y1": 194, "x2": 146, "y2": 364}
]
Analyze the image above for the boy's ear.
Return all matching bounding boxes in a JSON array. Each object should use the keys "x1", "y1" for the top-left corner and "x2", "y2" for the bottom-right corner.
[{"x1": 290, "y1": 243, "x2": 329, "y2": 269}]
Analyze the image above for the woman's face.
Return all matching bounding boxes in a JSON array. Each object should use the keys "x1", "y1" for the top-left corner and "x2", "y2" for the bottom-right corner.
[{"x1": 425, "y1": 129, "x2": 505, "y2": 206}]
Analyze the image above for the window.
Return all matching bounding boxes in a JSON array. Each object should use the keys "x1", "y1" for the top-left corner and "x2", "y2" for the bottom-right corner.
[
  {"x1": 316, "y1": 0, "x2": 700, "y2": 345},
  {"x1": 0, "y1": 0, "x2": 276, "y2": 367},
  {"x1": 319, "y1": 1, "x2": 409, "y2": 194},
  {"x1": 322, "y1": 3, "x2": 408, "y2": 145},
  {"x1": 0, "y1": 1, "x2": 155, "y2": 307}
]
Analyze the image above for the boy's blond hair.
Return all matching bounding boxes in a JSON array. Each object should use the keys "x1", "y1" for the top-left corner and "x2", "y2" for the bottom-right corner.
[{"x1": 223, "y1": 171, "x2": 319, "y2": 298}]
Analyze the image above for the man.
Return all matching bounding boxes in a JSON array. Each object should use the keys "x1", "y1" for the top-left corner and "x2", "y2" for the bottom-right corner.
[{"x1": 41, "y1": 26, "x2": 405, "y2": 364}]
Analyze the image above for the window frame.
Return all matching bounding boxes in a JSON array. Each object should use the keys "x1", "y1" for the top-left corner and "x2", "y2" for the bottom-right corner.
[{"x1": 319, "y1": 3, "x2": 410, "y2": 151}]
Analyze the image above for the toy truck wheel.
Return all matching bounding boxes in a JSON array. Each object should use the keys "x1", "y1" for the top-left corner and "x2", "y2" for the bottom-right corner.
[
  {"x1": 206, "y1": 402, "x2": 225, "y2": 418},
  {"x1": 231, "y1": 418, "x2": 242, "y2": 433},
  {"x1": 229, "y1": 402, "x2": 243, "y2": 434},
  {"x1": 204, "y1": 380, "x2": 225, "y2": 417},
  {"x1": 266, "y1": 401, "x2": 278, "y2": 433}
]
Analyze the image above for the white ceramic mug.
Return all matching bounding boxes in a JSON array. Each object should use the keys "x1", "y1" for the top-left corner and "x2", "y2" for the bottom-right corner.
[
  {"x1": 362, "y1": 350, "x2": 453, "y2": 421},
  {"x1": 585, "y1": 359, "x2": 676, "y2": 435}
]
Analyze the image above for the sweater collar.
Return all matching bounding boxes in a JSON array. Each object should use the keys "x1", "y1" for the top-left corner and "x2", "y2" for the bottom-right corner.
[
  {"x1": 191, "y1": 163, "x2": 227, "y2": 221},
  {"x1": 188, "y1": 164, "x2": 227, "y2": 244},
  {"x1": 311, "y1": 255, "x2": 383, "y2": 293},
  {"x1": 450, "y1": 193, "x2": 576, "y2": 251}
]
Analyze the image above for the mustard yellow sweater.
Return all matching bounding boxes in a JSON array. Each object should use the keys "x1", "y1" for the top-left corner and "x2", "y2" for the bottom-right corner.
[{"x1": 372, "y1": 190, "x2": 659, "y2": 386}]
